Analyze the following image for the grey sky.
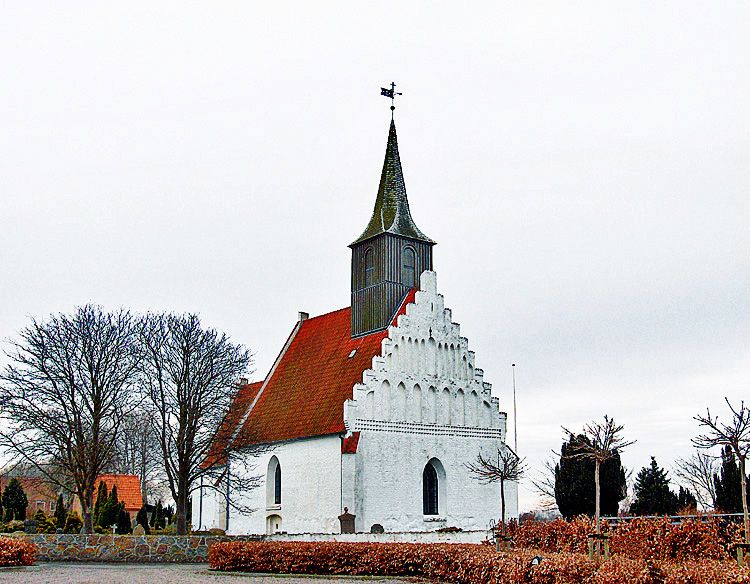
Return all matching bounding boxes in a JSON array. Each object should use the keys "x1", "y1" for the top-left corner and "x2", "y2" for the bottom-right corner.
[{"x1": 1, "y1": 2, "x2": 749, "y2": 512}]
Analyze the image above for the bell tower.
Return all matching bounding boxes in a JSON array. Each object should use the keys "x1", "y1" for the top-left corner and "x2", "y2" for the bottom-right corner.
[{"x1": 350, "y1": 118, "x2": 435, "y2": 337}]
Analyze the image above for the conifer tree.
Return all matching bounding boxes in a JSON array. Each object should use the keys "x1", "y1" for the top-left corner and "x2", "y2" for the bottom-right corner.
[
  {"x1": 677, "y1": 486, "x2": 698, "y2": 512},
  {"x1": 714, "y1": 445, "x2": 750, "y2": 513},
  {"x1": 135, "y1": 506, "x2": 151, "y2": 534},
  {"x1": 151, "y1": 500, "x2": 165, "y2": 529},
  {"x1": 554, "y1": 434, "x2": 627, "y2": 519},
  {"x1": 2, "y1": 478, "x2": 28, "y2": 521},
  {"x1": 630, "y1": 457, "x2": 678, "y2": 516},
  {"x1": 116, "y1": 508, "x2": 132, "y2": 534},
  {"x1": 93, "y1": 481, "x2": 108, "y2": 527},
  {"x1": 100, "y1": 485, "x2": 121, "y2": 528},
  {"x1": 54, "y1": 494, "x2": 67, "y2": 528}
]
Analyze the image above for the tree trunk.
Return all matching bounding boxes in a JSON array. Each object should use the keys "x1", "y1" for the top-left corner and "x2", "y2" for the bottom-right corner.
[
  {"x1": 740, "y1": 455, "x2": 749, "y2": 544},
  {"x1": 500, "y1": 478, "x2": 506, "y2": 537},
  {"x1": 595, "y1": 459, "x2": 601, "y2": 534}
]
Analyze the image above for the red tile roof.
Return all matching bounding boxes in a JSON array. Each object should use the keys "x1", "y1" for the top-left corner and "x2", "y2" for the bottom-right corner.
[
  {"x1": 204, "y1": 381, "x2": 263, "y2": 468},
  {"x1": 95, "y1": 474, "x2": 143, "y2": 512},
  {"x1": 228, "y1": 291, "x2": 416, "y2": 449}
]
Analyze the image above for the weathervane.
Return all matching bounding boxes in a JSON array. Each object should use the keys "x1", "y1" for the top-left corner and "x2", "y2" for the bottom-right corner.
[{"x1": 380, "y1": 82, "x2": 402, "y2": 118}]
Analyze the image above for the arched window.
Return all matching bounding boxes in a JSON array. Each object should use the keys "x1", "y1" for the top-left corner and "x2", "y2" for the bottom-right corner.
[
  {"x1": 267, "y1": 456, "x2": 281, "y2": 506},
  {"x1": 423, "y1": 463, "x2": 439, "y2": 515},
  {"x1": 364, "y1": 248, "x2": 374, "y2": 286},
  {"x1": 402, "y1": 247, "x2": 416, "y2": 287},
  {"x1": 274, "y1": 463, "x2": 281, "y2": 505}
]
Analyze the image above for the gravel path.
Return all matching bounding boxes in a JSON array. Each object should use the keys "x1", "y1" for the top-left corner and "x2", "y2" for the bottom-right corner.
[{"x1": 0, "y1": 563, "x2": 418, "y2": 584}]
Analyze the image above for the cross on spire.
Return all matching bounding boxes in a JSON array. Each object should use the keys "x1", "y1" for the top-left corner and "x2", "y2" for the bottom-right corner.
[{"x1": 380, "y1": 82, "x2": 402, "y2": 117}]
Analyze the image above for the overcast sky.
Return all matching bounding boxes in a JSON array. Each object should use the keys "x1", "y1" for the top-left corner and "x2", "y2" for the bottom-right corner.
[{"x1": 1, "y1": 2, "x2": 749, "y2": 513}]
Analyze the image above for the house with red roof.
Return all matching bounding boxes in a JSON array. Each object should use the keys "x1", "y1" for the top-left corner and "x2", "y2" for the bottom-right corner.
[
  {"x1": 194, "y1": 114, "x2": 516, "y2": 535},
  {"x1": 73, "y1": 474, "x2": 143, "y2": 522}
]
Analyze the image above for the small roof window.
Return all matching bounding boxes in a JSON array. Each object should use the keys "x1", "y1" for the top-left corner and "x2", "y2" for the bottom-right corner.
[{"x1": 348, "y1": 349, "x2": 357, "y2": 358}]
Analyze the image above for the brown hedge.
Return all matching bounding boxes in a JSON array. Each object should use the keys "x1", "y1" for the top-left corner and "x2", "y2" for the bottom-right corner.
[
  {"x1": 0, "y1": 536, "x2": 37, "y2": 567},
  {"x1": 208, "y1": 540, "x2": 750, "y2": 583}
]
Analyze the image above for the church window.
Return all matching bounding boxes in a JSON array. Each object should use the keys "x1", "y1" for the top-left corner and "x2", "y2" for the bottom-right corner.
[
  {"x1": 364, "y1": 248, "x2": 374, "y2": 286},
  {"x1": 267, "y1": 456, "x2": 282, "y2": 507},
  {"x1": 402, "y1": 247, "x2": 416, "y2": 287},
  {"x1": 274, "y1": 463, "x2": 281, "y2": 505},
  {"x1": 423, "y1": 462, "x2": 439, "y2": 515}
]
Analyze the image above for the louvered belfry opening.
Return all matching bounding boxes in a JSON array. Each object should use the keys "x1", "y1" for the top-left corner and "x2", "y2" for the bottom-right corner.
[{"x1": 349, "y1": 119, "x2": 435, "y2": 338}]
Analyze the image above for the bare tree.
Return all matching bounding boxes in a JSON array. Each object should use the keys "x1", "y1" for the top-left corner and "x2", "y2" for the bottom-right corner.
[
  {"x1": 694, "y1": 399, "x2": 750, "y2": 543},
  {"x1": 139, "y1": 313, "x2": 253, "y2": 534},
  {"x1": 0, "y1": 306, "x2": 141, "y2": 533},
  {"x1": 673, "y1": 449, "x2": 718, "y2": 511},
  {"x1": 530, "y1": 457, "x2": 560, "y2": 512},
  {"x1": 109, "y1": 409, "x2": 165, "y2": 504},
  {"x1": 467, "y1": 446, "x2": 526, "y2": 537},
  {"x1": 563, "y1": 415, "x2": 635, "y2": 534}
]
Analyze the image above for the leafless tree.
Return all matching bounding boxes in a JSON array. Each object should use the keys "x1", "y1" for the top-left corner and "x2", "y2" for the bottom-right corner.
[
  {"x1": 467, "y1": 446, "x2": 526, "y2": 536},
  {"x1": 139, "y1": 313, "x2": 255, "y2": 534},
  {"x1": 673, "y1": 449, "x2": 718, "y2": 511},
  {"x1": 108, "y1": 409, "x2": 165, "y2": 504},
  {"x1": 530, "y1": 457, "x2": 560, "y2": 512},
  {"x1": 694, "y1": 399, "x2": 750, "y2": 543},
  {"x1": 0, "y1": 306, "x2": 141, "y2": 533},
  {"x1": 563, "y1": 415, "x2": 635, "y2": 534}
]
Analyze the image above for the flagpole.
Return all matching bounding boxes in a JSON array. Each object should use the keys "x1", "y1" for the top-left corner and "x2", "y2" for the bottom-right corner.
[{"x1": 512, "y1": 363, "x2": 517, "y2": 453}]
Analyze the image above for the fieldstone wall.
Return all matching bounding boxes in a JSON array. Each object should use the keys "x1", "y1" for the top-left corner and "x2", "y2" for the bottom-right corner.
[{"x1": 8, "y1": 534, "x2": 260, "y2": 562}]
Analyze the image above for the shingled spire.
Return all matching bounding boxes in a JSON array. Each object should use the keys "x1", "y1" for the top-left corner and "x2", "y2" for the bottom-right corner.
[
  {"x1": 351, "y1": 120, "x2": 434, "y2": 246},
  {"x1": 350, "y1": 119, "x2": 435, "y2": 337}
]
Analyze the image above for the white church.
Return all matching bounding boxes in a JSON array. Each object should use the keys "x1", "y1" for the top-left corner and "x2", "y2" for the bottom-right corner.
[{"x1": 194, "y1": 114, "x2": 518, "y2": 535}]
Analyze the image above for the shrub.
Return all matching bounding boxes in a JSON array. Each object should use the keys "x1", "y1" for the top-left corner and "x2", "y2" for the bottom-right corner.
[
  {"x1": 32, "y1": 509, "x2": 57, "y2": 534},
  {"x1": 208, "y1": 541, "x2": 750, "y2": 583},
  {"x1": 0, "y1": 536, "x2": 37, "y2": 566},
  {"x1": 63, "y1": 510, "x2": 83, "y2": 534}
]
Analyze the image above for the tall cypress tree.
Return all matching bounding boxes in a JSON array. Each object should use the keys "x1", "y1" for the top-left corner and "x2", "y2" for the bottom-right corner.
[
  {"x1": 630, "y1": 457, "x2": 678, "y2": 516},
  {"x1": 714, "y1": 445, "x2": 750, "y2": 513},
  {"x1": 54, "y1": 494, "x2": 67, "y2": 528},
  {"x1": 554, "y1": 434, "x2": 627, "y2": 519},
  {"x1": 93, "y1": 482, "x2": 108, "y2": 527}
]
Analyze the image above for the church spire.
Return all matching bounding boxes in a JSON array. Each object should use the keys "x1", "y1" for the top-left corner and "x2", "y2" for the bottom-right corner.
[{"x1": 350, "y1": 119, "x2": 434, "y2": 246}]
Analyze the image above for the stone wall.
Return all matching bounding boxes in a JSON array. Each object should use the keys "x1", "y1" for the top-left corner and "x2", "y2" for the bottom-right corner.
[
  {"x1": 8, "y1": 534, "x2": 259, "y2": 562},
  {"x1": 8, "y1": 530, "x2": 485, "y2": 562}
]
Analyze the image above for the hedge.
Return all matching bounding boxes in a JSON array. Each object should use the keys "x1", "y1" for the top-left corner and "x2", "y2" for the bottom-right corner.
[
  {"x1": 208, "y1": 541, "x2": 750, "y2": 583},
  {"x1": 0, "y1": 536, "x2": 37, "y2": 567}
]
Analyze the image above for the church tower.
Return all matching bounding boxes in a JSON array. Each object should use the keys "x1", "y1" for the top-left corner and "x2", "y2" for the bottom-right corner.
[{"x1": 350, "y1": 119, "x2": 435, "y2": 337}]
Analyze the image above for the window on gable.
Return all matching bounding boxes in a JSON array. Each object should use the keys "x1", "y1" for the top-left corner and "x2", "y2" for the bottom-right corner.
[
  {"x1": 364, "y1": 248, "x2": 374, "y2": 286},
  {"x1": 402, "y1": 247, "x2": 416, "y2": 287},
  {"x1": 423, "y1": 462, "x2": 439, "y2": 515}
]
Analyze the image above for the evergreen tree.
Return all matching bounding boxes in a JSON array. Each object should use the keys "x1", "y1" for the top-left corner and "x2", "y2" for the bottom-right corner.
[
  {"x1": 93, "y1": 481, "x2": 108, "y2": 526},
  {"x1": 116, "y1": 508, "x2": 132, "y2": 534},
  {"x1": 99, "y1": 485, "x2": 121, "y2": 528},
  {"x1": 151, "y1": 500, "x2": 165, "y2": 530},
  {"x1": 135, "y1": 506, "x2": 151, "y2": 534},
  {"x1": 630, "y1": 457, "x2": 678, "y2": 516},
  {"x1": 554, "y1": 434, "x2": 627, "y2": 519},
  {"x1": 677, "y1": 486, "x2": 698, "y2": 512},
  {"x1": 714, "y1": 445, "x2": 750, "y2": 513},
  {"x1": 63, "y1": 510, "x2": 83, "y2": 534},
  {"x1": 1, "y1": 478, "x2": 28, "y2": 521},
  {"x1": 54, "y1": 494, "x2": 67, "y2": 528}
]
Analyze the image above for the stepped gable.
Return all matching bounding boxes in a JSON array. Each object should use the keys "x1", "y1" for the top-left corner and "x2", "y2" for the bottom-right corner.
[{"x1": 230, "y1": 290, "x2": 417, "y2": 448}]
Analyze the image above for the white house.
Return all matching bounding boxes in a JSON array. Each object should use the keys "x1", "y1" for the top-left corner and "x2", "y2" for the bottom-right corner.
[{"x1": 194, "y1": 117, "x2": 518, "y2": 535}]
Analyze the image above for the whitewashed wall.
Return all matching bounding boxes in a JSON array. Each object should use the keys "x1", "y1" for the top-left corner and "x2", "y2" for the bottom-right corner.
[
  {"x1": 194, "y1": 435, "x2": 342, "y2": 535},
  {"x1": 199, "y1": 270, "x2": 518, "y2": 535}
]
